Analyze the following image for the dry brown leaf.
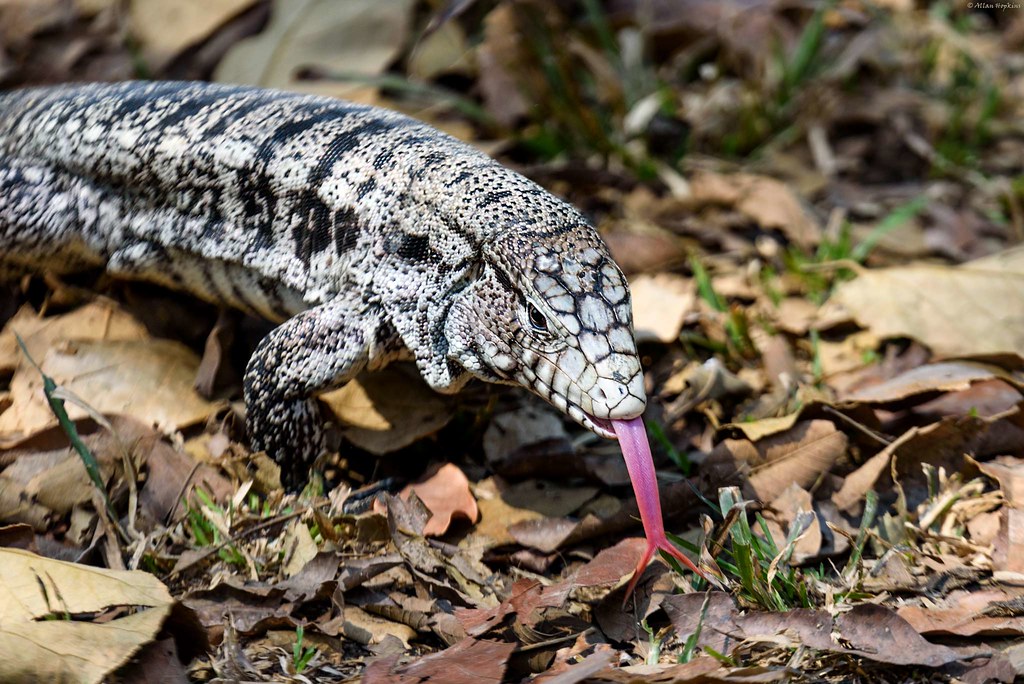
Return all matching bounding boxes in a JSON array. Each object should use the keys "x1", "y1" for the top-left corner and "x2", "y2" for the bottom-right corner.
[
  {"x1": 976, "y1": 456, "x2": 1024, "y2": 506},
  {"x1": 498, "y1": 478, "x2": 599, "y2": 519},
  {"x1": 0, "y1": 301, "x2": 149, "y2": 373},
  {"x1": 365, "y1": 636, "x2": 517, "y2": 684},
  {"x1": 771, "y1": 297, "x2": 820, "y2": 335},
  {"x1": 764, "y1": 484, "x2": 821, "y2": 564},
  {"x1": 603, "y1": 229, "x2": 687, "y2": 274},
  {"x1": 281, "y1": 518, "x2": 318, "y2": 577},
  {"x1": 141, "y1": 429, "x2": 235, "y2": 524},
  {"x1": 1, "y1": 416, "x2": 211, "y2": 528},
  {"x1": 386, "y1": 462, "x2": 479, "y2": 537},
  {"x1": 664, "y1": 592, "x2": 960, "y2": 668},
  {"x1": 629, "y1": 273, "x2": 696, "y2": 344},
  {"x1": 407, "y1": 19, "x2": 471, "y2": 80},
  {"x1": 468, "y1": 477, "x2": 546, "y2": 548},
  {"x1": 475, "y1": 3, "x2": 529, "y2": 128},
  {"x1": 456, "y1": 578, "x2": 571, "y2": 636},
  {"x1": 343, "y1": 605, "x2": 417, "y2": 647},
  {"x1": 832, "y1": 417, "x2": 986, "y2": 514},
  {"x1": 829, "y1": 247, "x2": 1024, "y2": 357},
  {"x1": 993, "y1": 508, "x2": 1024, "y2": 575},
  {"x1": 708, "y1": 420, "x2": 847, "y2": 502},
  {"x1": 482, "y1": 405, "x2": 573, "y2": 477},
  {"x1": 322, "y1": 366, "x2": 454, "y2": 455},
  {"x1": 817, "y1": 330, "x2": 881, "y2": 377},
  {"x1": 129, "y1": 0, "x2": 257, "y2": 66},
  {"x1": 843, "y1": 361, "x2": 1023, "y2": 404},
  {"x1": 214, "y1": 0, "x2": 414, "y2": 103},
  {"x1": 916, "y1": 380, "x2": 1024, "y2": 419},
  {"x1": 0, "y1": 339, "x2": 223, "y2": 446},
  {"x1": 0, "y1": 548, "x2": 178, "y2": 683},
  {"x1": 688, "y1": 171, "x2": 820, "y2": 247},
  {"x1": 898, "y1": 589, "x2": 1024, "y2": 637},
  {"x1": 0, "y1": 0, "x2": 76, "y2": 45}
]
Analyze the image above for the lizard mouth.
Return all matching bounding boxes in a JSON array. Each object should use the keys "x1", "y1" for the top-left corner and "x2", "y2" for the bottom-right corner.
[
  {"x1": 527, "y1": 372, "x2": 618, "y2": 439},
  {"x1": 570, "y1": 404, "x2": 616, "y2": 439}
]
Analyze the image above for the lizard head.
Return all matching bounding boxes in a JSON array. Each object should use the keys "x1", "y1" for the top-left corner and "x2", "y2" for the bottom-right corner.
[{"x1": 445, "y1": 226, "x2": 646, "y2": 438}]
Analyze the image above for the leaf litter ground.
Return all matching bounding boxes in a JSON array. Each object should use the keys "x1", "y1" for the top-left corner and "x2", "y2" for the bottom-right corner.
[{"x1": 1, "y1": 0, "x2": 1023, "y2": 682}]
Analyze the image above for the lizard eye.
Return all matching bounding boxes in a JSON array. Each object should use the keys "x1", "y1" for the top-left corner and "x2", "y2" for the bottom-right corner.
[{"x1": 527, "y1": 303, "x2": 549, "y2": 332}]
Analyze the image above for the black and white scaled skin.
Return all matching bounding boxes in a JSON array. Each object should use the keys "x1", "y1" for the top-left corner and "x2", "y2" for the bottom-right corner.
[{"x1": 0, "y1": 81, "x2": 646, "y2": 485}]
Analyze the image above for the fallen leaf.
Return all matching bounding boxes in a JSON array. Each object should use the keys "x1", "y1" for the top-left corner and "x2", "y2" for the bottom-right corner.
[
  {"x1": 664, "y1": 593, "x2": 960, "y2": 668},
  {"x1": 770, "y1": 297, "x2": 820, "y2": 335},
  {"x1": 688, "y1": 171, "x2": 820, "y2": 248},
  {"x1": 975, "y1": 456, "x2": 1024, "y2": 505},
  {"x1": 832, "y1": 417, "x2": 987, "y2": 514},
  {"x1": 0, "y1": 0, "x2": 77, "y2": 45},
  {"x1": 0, "y1": 548, "x2": 184, "y2": 683},
  {"x1": 817, "y1": 330, "x2": 882, "y2": 377},
  {"x1": 603, "y1": 229, "x2": 687, "y2": 274},
  {"x1": 364, "y1": 637, "x2": 517, "y2": 684},
  {"x1": 482, "y1": 405, "x2": 574, "y2": 477},
  {"x1": 993, "y1": 508, "x2": 1024, "y2": 574},
  {"x1": 376, "y1": 463, "x2": 479, "y2": 537},
  {"x1": 629, "y1": 273, "x2": 696, "y2": 344},
  {"x1": 829, "y1": 247, "x2": 1024, "y2": 357},
  {"x1": 468, "y1": 477, "x2": 546, "y2": 548},
  {"x1": 898, "y1": 588, "x2": 1024, "y2": 637},
  {"x1": 281, "y1": 518, "x2": 318, "y2": 577},
  {"x1": 343, "y1": 605, "x2": 417, "y2": 647},
  {"x1": 129, "y1": 0, "x2": 257, "y2": 67},
  {"x1": 141, "y1": 428, "x2": 235, "y2": 524},
  {"x1": 843, "y1": 361, "x2": 1023, "y2": 404},
  {"x1": 0, "y1": 338, "x2": 223, "y2": 445},
  {"x1": 407, "y1": 19, "x2": 471, "y2": 80},
  {"x1": 214, "y1": 0, "x2": 415, "y2": 102},
  {"x1": 763, "y1": 484, "x2": 821, "y2": 564},
  {"x1": 708, "y1": 420, "x2": 847, "y2": 502},
  {"x1": 915, "y1": 380, "x2": 1024, "y2": 419},
  {"x1": 456, "y1": 578, "x2": 570, "y2": 636},
  {"x1": 0, "y1": 301, "x2": 149, "y2": 373},
  {"x1": 322, "y1": 366, "x2": 454, "y2": 454}
]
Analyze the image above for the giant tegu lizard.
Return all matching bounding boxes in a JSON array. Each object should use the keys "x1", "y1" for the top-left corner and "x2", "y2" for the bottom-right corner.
[{"x1": 0, "y1": 81, "x2": 703, "y2": 590}]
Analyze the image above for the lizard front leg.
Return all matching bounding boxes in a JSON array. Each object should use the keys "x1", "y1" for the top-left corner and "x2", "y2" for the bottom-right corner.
[{"x1": 243, "y1": 294, "x2": 377, "y2": 488}]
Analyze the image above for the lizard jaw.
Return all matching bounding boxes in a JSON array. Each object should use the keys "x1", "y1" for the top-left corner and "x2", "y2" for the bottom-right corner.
[{"x1": 565, "y1": 403, "x2": 615, "y2": 438}]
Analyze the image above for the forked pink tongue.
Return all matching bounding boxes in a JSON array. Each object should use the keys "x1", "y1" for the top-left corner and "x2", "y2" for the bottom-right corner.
[{"x1": 612, "y1": 416, "x2": 705, "y2": 598}]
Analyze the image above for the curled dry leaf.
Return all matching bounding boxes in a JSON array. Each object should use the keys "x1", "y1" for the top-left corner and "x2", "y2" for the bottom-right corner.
[
  {"x1": 975, "y1": 456, "x2": 1024, "y2": 506},
  {"x1": 763, "y1": 483, "x2": 822, "y2": 564},
  {"x1": 281, "y1": 518, "x2": 318, "y2": 577},
  {"x1": 482, "y1": 404, "x2": 574, "y2": 477},
  {"x1": 992, "y1": 508, "x2": 1024, "y2": 575},
  {"x1": 843, "y1": 361, "x2": 1024, "y2": 405},
  {"x1": 0, "y1": 301, "x2": 149, "y2": 373},
  {"x1": 832, "y1": 416, "x2": 989, "y2": 515},
  {"x1": 364, "y1": 636, "x2": 517, "y2": 684},
  {"x1": 342, "y1": 605, "x2": 417, "y2": 647}
]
